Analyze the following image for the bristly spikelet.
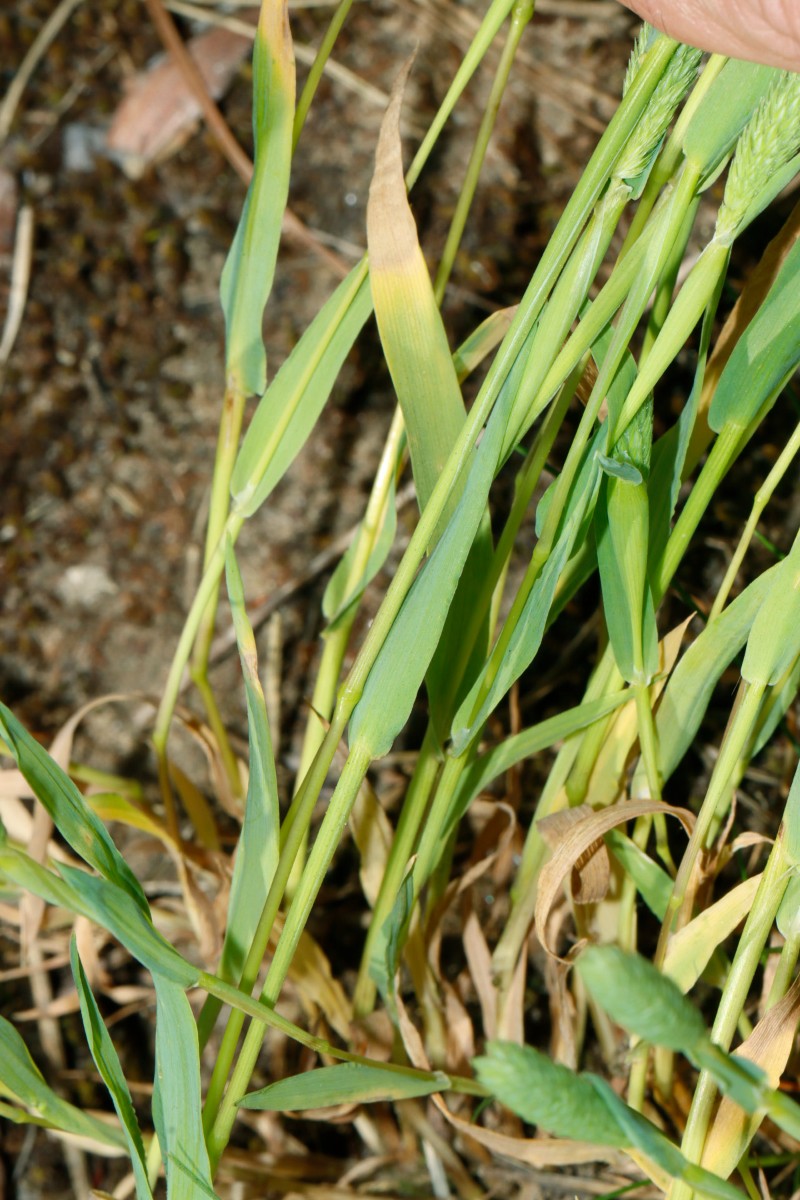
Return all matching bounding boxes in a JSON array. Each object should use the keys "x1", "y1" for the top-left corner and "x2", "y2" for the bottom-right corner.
[
  {"x1": 717, "y1": 72, "x2": 800, "y2": 240},
  {"x1": 615, "y1": 42, "x2": 702, "y2": 185},
  {"x1": 622, "y1": 22, "x2": 653, "y2": 96}
]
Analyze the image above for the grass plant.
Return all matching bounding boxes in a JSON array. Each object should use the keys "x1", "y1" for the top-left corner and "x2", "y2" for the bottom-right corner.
[{"x1": 3, "y1": 2, "x2": 800, "y2": 1197}]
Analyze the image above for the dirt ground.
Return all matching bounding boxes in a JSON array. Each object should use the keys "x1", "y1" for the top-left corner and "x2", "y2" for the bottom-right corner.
[{"x1": 3, "y1": 2, "x2": 797, "y2": 1197}]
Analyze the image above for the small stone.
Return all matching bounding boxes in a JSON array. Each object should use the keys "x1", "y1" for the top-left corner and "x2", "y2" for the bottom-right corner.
[{"x1": 56, "y1": 563, "x2": 118, "y2": 608}]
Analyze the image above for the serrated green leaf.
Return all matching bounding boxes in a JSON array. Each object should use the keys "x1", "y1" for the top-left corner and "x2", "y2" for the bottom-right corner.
[
  {"x1": 70, "y1": 937, "x2": 153, "y2": 1200},
  {"x1": 576, "y1": 945, "x2": 708, "y2": 1054},
  {"x1": 0, "y1": 701, "x2": 147, "y2": 912},
  {"x1": 216, "y1": 544, "x2": 280, "y2": 984},
  {"x1": 240, "y1": 1062, "x2": 449, "y2": 1111},
  {"x1": 219, "y1": 0, "x2": 295, "y2": 396},
  {"x1": 474, "y1": 1042, "x2": 628, "y2": 1147}
]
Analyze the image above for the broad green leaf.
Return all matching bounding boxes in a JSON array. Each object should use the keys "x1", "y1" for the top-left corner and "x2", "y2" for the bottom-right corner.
[
  {"x1": 445, "y1": 689, "x2": 631, "y2": 837},
  {"x1": 349, "y1": 373, "x2": 511, "y2": 758},
  {"x1": 655, "y1": 564, "x2": 780, "y2": 780},
  {"x1": 710, "y1": 236, "x2": 800, "y2": 434},
  {"x1": 367, "y1": 61, "x2": 466, "y2": 529},
  {"x1": 451, "y1": 446, "x2": 601, "y2": 753},
  {"x1": 322, "y1": 473, "x2": 398, "y2": 630},
  {"x1": 230, "y1": 265, "x2": 372, "y2": 517},
  {"x1": 682, "y1": 61, "x2": 779, "y2": 180},
  {"x1": 70, "y1": 937, "x2": 153, "y2": 1200},
  {"x1": 0, "y1": 701, "x2": 147, "y2": 911},
  {"x1": 240, "y1": 1062, "x2": 449, "y2": 1111},
  {"x1": 741, "y1": 534, "x2": 800, "y2": 686},
  {"x1": 576, "y1": 945, "x2": 707, "y2": 1054},
  {"x1": 219, "y1": 0, "x2": 295, "y2": 396},
  {"x1": 474, "y1": 1042, "x2": 628, "y2": 1147},
  {"x1": 152, "y1": 980, "x2": 218, "y2": 1200},
  {"x1": 0, "y1": 1014, "x2": 125, "y2": 1152},
  {"x1": 217, "y1": 544, "x2": 280, "y2": 983}
]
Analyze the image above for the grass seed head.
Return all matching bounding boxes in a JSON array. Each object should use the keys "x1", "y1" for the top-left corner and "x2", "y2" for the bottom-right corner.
[
  {"x1": 718, "y1": 72, "x2": 800, "y2": 240},
  {"x1": 615, "y1": 42, "x2": 702, "y2": 187}
]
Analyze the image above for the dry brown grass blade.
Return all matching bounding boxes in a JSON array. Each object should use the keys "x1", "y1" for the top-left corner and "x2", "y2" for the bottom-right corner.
[
  {"x1": 701, "y1": 975, "x2": 800, "y2": 1177},
  {"x1": 539, "y1": 806, "x2": 611, "y2": 905},
  {"x1": 431, "y1": 1093, "x2": 628, "y2": 1168},
  {"x1": 535, "y1": 801, "x2": 696, "y2": 958}
]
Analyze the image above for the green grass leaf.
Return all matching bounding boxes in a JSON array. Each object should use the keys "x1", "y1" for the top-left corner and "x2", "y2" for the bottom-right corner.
[
  {"x1": 655, "y1": 564, "x2": 780, "y2": 780},
  {"x1": 322, "y1": 473, "x2": 398, "y2": 630},
  {"x1": 349, "y1": 372, "x2": 511, "y2": 759},
  {"x1": 218, "y1": 544, "x2": 280, "y2": 983},
  {"x1": 710, "y1": 235, "x2": 800, "y2": 434},
  {"x1": 451, "y1": 439, "x2": 602, "y2": 753},
  {"x1": 231, "y1": 266, "x2": 372, "y2": 517},
  {"x1": 240, "y1": 1062, "x2": 450, "y2": 1111},
  {"x1": 58, "y1": 864, "x2": 198, "y2": 987},
  {"x1": 446, "y1": 689, "x2": 631, "y2": 836},
  {"x1": 220, "y1": 0, "x2": 295, "y2": 396},
  {"x1": 0, "y1": 844, "x2": 197, "y2": 989},
  {"x1": 152, "y1": 980, "x2": 219, "y2": 1200},
  {"x1": 741, "y1": 534, "x2": 800, "y2": 686},
  {"x1": 70, "y1": 937, "x2": 153, "y2": 1199},
  {"x1": 0, "y1": 1013, "x2": 126, "y2": 1152},
  {"x1": 367, "y1": 59, "x2": 466, "y2": 530},
  {"x1": 605, "y1": 829, "x2": 671, "y2": 919},
  {"x1": 0, "y1": 701, "x2": 147, "y2": 911}
]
